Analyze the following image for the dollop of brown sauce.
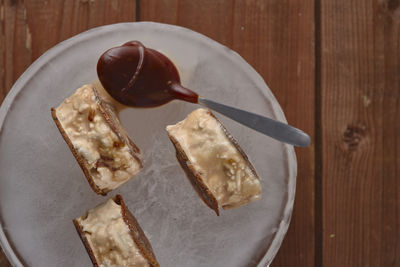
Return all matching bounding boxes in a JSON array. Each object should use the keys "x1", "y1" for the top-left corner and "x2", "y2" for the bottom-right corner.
[{"x1": 97, "y1": 41, "x2": 198, "y2": 108}]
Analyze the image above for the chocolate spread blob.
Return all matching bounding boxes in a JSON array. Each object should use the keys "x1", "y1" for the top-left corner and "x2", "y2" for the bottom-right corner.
[{"x1": 97, "y1": 41, "x2": 198, "y2": 107}]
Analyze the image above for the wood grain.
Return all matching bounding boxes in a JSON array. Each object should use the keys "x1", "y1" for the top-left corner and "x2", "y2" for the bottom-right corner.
[
  {"x1": 0, "y1": 0, "x2": 135, "y2": 265},
  {"x1": 320, "y1": 0, "x2": 400, "y2": 266},
  {"x1": 0, "y1": 248, "x2": 10, "y2": 267},
  {"x1": 0, "y1": 0, "x2": 136, "y2": 102},
  {"x1": 140, "y1": 1, "x2": 315, "y2": 266}
]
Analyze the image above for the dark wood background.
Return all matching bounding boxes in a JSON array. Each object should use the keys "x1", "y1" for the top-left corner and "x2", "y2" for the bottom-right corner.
[{"x1": 0, "y1": 0, "x2": 399, "y2": 266}]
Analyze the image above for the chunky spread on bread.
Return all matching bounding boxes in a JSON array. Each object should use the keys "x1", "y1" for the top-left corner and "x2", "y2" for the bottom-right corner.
[
  {"x1": 76, "y1": 198, "x2": 150, "y2": 267},
  {"x1": 55, "y1": 85, "x2": 141, "y2": 191},
  {"x1": 167, "y1": 108, "x2": 261, "y2": 209}
]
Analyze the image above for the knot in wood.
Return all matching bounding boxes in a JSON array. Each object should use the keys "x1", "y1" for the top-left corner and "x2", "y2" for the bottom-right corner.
[
  {"x1": 380, "y1": 0, "x2": 400, "y2": 20},
  {"x1": 342, "y1": 123, "x2": 367, "y2": 151}
]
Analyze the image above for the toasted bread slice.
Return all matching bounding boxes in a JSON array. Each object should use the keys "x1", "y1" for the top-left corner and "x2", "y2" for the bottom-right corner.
[
  {"x1": 52, "y1": 84, "x2": 142, "y2": 195},
  {"x1": 73, "y1": 195, "x2": 159, "y2": 267},
  {"x1": 166, "y1": 108, "x2": 262, "y2": 215}
]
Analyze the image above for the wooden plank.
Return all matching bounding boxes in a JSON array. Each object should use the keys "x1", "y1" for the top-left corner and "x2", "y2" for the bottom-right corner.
[
  {"x1": 320, "y1": 0, "x2": 400, "y2": 266},
  {"x1": 0, "y1": 0, "x2": 136, "y2": 264},
  {"x1": 0, "y1": 0, "x2": 136, "y2": 102},
  {"x1": 139, "y1": 1, "x2": 315, "y2": 266},
  {"x1": 0, "y1": 248, "x2": 11, "y2": 267}
]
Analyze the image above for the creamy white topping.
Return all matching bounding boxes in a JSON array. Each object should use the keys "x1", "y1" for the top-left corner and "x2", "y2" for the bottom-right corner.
[
  {"x1": 167, "y1": 108, "x2": 261, "y2": 209},
  {"x1": 55, "y1": 85, "x2": 141, "y2": 191},
  {"x1": 76, "y1": 198, "x2": 150, "y2": 267}
]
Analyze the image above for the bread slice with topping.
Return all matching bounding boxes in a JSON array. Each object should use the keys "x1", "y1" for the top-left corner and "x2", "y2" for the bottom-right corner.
[
  {"x1": 73, "y1": 195, "x2": 159, "y2": 267},
  {"x1": 51, "y1": 84, "x2": 142, "y2": 195},
  {"x1": 166, "y1": 108, "x2": 262, "y2": 215}
]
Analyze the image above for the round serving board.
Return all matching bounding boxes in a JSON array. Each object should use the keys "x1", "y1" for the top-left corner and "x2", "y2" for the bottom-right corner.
[{"x1": 0, "y1": 22, "x2": 296, "y2": 267}]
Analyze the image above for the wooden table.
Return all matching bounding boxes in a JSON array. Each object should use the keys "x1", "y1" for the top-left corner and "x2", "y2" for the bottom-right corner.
[{"x1": 1, "y1": 1, "x2": 399, "y2": 266}]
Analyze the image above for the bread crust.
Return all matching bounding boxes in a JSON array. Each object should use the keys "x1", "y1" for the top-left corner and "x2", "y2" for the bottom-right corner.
[
  {"x1": 73, "y1": 218, "x2": 100, "y2": 266},
  {"x1": 168, "y1": 132, "x2": 220, "y2": 216},
  {"x1": 208, "y1": 112, "x2": 259, "y2": 183},
  {"x1": 117, "y1": 195, "x2": 160, "y2": 267},
  {"x1": 73, "y1": 195, "x2": 159, "y2": 267},
  {"x1": 51, "y1": 86, "x2": 142, "y2": 195},
  {"x1": 167, "y1": 109, "x2": 260, "y2": 215},
  {"x1": 51, "y1": 107, "x2": 105, "y2": 195}
]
